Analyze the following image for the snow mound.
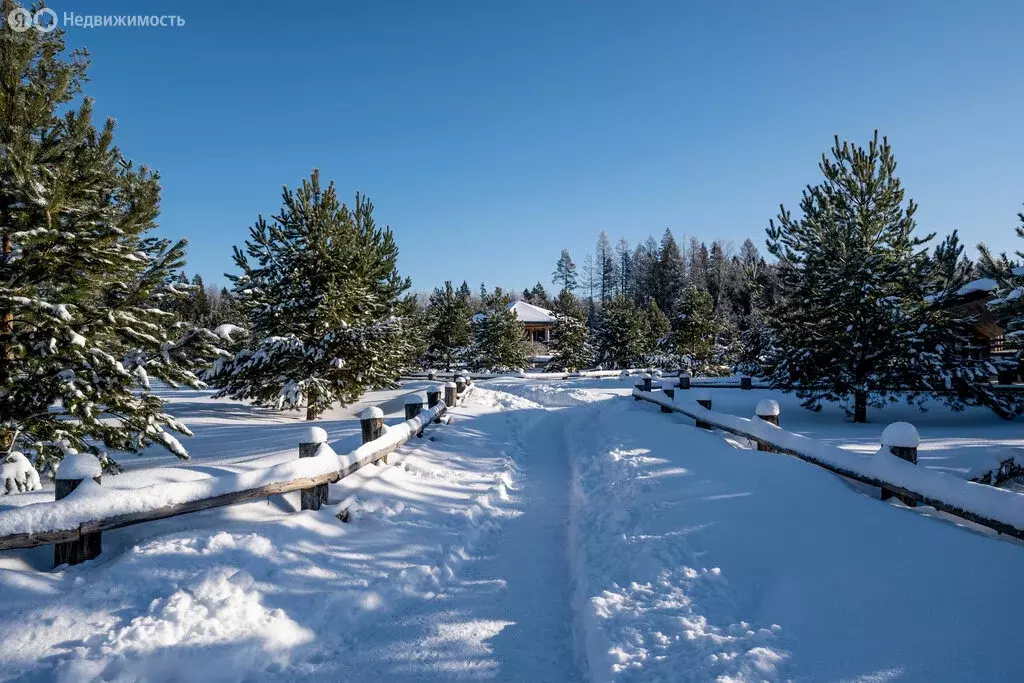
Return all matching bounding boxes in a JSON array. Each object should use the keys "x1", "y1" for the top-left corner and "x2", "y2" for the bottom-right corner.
[
  {"x1": 55, "y1": 566, "x2": 312, "y2": 681},
  {"x1": 358, "y1": 406, "x2": 384, "y2": 420},
  {"x1": 756, "y1": 399, "x2": 781, "y2": 417},
  {"x1": 55, "y1": 452, "x2": 102, "y2": 481},
  {"x1": 303, "y1": 426, "x2": 328, "y2": 444},
  {"x1": 880, "y1": 422, "x2": 920, "y2": 449}
]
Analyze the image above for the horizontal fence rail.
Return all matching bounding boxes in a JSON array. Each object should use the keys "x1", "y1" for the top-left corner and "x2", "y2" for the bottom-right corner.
[
  {"x1": 0, "y1": 382, "x2": 476, "y2": 566},
  {"x1": 631, "y1": 387, "x2": 1024, "y2": 541}
]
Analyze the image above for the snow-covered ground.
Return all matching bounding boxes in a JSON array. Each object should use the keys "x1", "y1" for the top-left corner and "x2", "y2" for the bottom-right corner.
[{"x1": 0, "y1": 378, "x2": 1022, "y2": 681}]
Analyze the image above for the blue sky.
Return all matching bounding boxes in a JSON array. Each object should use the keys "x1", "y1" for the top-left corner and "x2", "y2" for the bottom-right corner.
[{"x1": 58, "y1": 0, "x2": 1024, "y2": 293}]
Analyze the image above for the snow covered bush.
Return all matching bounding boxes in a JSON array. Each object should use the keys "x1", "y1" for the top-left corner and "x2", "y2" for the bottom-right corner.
[
  {"x1": 1, "y1": 452, "x2": 41, "y2": 494},
  {"x1": 0, "y1": 11, "x2": 221, "y2": 473}
]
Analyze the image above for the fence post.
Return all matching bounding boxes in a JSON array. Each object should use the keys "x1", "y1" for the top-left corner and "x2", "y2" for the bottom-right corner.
[
  {"x1": 661, "y1": 382, "x2": 675, "y2": 413},
  {"x1": 405, "y1": 394, "x2": 425, "y2": 437},
  {"x1": 455, "y1": 374, "x2": 467, "y2": 395},
  {"x1": 695, "y1": 390, "x2": 712, "y2": 430},
  {"x1": 634, "y1": 379, "x2": 643, "y2": 400},
  {"x1": 428, "y1": 385, "x2": 443, "y2": 423},
  {"x1": 755, "y1": 399, "x2": 780, "y2": 452},
  {"x1": 444, "y1": 381, "x2": 458, "y2": 409},
  {"x1": 54, "y1": 452, "x2": 103, "y2": 567},
  {"x1": 741, "y1": 376, "x2": 753, "y2": 391},
  {"x1": 427, "y1": 370, "x2": 437, "y2": 381},
  {"x1": 360, "y1": 406, "x2": 386, "y2": 464},
  {"x1": 641, "y1": 373, "x2": 652, "y2": 392},
  {"x1": 678, "y1": 373, "x2": 690, "y2": 390},
  {"x1": 879, "y1": 422, "x2": 919, "y2": 507},
  {"x1": 299, "y1": 426, "x2": 329, "y2": 511}
]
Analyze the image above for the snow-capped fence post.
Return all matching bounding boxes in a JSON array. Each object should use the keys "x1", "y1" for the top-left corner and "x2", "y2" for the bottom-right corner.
[
  {"x1": 741, "y1": 376, "x2": 753, "y2": 391},
  {"x1": 695, "y1": 390, "x2": 712, "y2": 430},
  {"x1": 428, "y1": 385, "x2": 443, "y2": 423},
  {"x1": 427, "y1": 370, "x2": 437, "y2": 381},
  {"x1": 661, "y1": 382, "x2": 675, "y2": 413},
  {"x1": 455, "y1": 375, "x2": 467, "y2": 396},
  {"x1": 879, "y1": 422, "x2": 919, "y2": 507},
  {"x1": 405, "y1": 394, "x2": 425, "y2": 437},
  {"x1": 54, "y1": 453, "x2": 103, "y2": 567},
  {"x1": 299, "y1": 427, "x2": 330, "y2": 511},
  {"x1": 678, "y1": 373, "x2": 690, "y2": 390},
  {"x1": 444, "y1": 381, "x2": 458, "y2": 409},
  {"x1": 641, "y1": 373, "x2": 653, "y2": 392},
  {"x1": 360, "y1": 407, "x2": 387, "y2": 464},
  {"x1": 755, "y1": 400, "x2": 780, "y2": 452}
]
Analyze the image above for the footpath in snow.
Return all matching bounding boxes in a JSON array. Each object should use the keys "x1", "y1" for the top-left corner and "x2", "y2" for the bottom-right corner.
[{"x1": 0, "y1": 378, "x2": 1022, "y2": 681}]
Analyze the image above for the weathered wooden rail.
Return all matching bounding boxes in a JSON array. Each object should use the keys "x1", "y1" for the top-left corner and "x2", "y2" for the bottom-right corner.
[
  {"x1": 0, "y1": 379, "x2": 476, "y2": 566},
  {"x1": 631, "y1": 385, "x2": 1024, "y2": 541}
]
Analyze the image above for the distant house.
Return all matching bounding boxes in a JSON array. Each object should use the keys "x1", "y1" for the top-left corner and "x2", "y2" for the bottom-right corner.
[
  {"x1": 948, "y1": 278, "x2": 1003, "y2": 358},
  {"x1": 509, "y1": 300, "x2": 556, "y2": 344}
]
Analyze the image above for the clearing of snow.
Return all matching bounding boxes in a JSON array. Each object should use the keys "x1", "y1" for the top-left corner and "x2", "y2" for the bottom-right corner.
[{"x1": 0, "y1": 376, "x2": 1022, "y2": 681}]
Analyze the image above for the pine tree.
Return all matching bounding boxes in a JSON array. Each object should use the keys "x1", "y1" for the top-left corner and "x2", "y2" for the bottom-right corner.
[
  {"x1": 616, "y1": 238, "x2": 632, "y2": 298},
  {"x1": 208, "y1": 173, "x2": 411, "y2": 420},
  {"x1": 552, "y1": 249, "x2": 578, "y2": 294},
  {"x1": 547, "y1": 290, "x2": 592, "y2": 372},
  {"x1": 190, "y1": 274, "x2": 211, "y2": 325},
  {"x1": 667, "y1": 287, "x2": 719, "y2": 374},
  {"x1": 642, "y1": 299, "x2": 671, "y2": 358},
  {"x1": 596, "y1": 231, "x2": 616, "y2": 302},
  {"x1": 597, "y1": 296, "x2": 646, "y2": 369},
  {"x1": 688, "y1": 237, "x2": 709, "y2": 290},
  {"x1": 656, "y1": 229, "x2": 686, "y2": 314},
  {"x1": 0, "y1": 12, "x2": 220, "y2": 471},
  {"x1": 471, "y1": 290, "x2": 529, "y2": 371},
  {"x1": 761, "y1": 132, "x2": 992, "y2": 422},
  {"x1": 424, "y1": 281, "x2": 473, "y2": 371}
]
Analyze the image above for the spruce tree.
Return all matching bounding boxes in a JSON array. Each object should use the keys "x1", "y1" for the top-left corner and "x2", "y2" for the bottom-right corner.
[
  {"x1": 0, "y1": 10, "x2": 219, "y2": 471},
  {"x1": 471, "y1": 290, "x2": 529, "y2": 372},
  {"x1": 424, "y1": 281, "x2": 472, "y2": 371},
  {"x1": 190, "y1": 274, "x2": 211, "y2": 325},
  {"x1": 596, "y1": 231, "x2": 616, "y2": 302},
  {"x1": 208, "y1": 173, "x2": 411, "y2": 420},
  {"x1": 762, "y1": 132, "x2": 991, "y2": 422},
  {"x1": 547, "y1": 290, "x2": 592, "y2": 372}
]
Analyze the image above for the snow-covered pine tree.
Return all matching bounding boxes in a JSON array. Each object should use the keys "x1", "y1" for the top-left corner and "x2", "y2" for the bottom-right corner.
[
  {"x1": 667, "y1": 286, "x2": 719, "y2": 374},
  {"x1": 423, "y1": 281, "x2": 473, "y2": 371},
  {"x1": 470, "y1": 289, "x2": 529, "y2": 372},
  {"x1": 208, "y1": 172, "x2": 412, "y2": 420},
  {"x1": 763, "y1": 132, "x2": 979, "y2": 422},
  {"x1": 547, "y1": 290, "x2": 592, "y2": 372},
  {"x1": 0, "y1": 11, "x2": 220, "y2": 471},
  {"x1": 597, "y1": 296, "x2": 646, "y2": 369}
]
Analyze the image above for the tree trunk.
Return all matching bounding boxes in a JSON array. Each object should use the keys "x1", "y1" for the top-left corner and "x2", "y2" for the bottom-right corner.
[
  {"x1": 305, "y1": 387, "x2": 319, "y2": 421},
  {"x1": 854, "y1": 391, "x2": 867, "y2": 424}
]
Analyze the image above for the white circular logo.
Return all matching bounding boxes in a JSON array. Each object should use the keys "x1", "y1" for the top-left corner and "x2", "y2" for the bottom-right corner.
[
  {"x1": 33, "y1": 7, "x2": 56, "y2": 33},
  {"x1": 6, "y1": 7, "x2": 32, "y2": 32}
]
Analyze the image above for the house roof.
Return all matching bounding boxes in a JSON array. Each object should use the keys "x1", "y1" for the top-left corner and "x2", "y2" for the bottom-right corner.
[{"x1": 509, "y1": 300, "x2": 556, "y2": 324}]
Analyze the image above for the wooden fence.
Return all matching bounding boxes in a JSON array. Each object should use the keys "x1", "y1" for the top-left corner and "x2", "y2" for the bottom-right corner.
[
  {"x1": 0, "y1": 378, "x2": 476, "y2": 567},
  {"x1": 631, "y1": 384, "x2": 1024, "y2": 541}
]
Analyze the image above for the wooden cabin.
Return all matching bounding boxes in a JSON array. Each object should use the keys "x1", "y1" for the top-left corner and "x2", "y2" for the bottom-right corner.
[{"x1": 509, "y1": 301, "x2": 556, "y2": 344}]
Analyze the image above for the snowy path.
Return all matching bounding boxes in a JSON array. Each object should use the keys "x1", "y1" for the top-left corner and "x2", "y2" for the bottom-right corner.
[{"x1": 1, "y1": 379, "x2": 1024, "y2": 681}]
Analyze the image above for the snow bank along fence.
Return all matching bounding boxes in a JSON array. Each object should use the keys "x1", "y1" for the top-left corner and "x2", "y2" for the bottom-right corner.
[
  {"x1": 0, "y1": 377, "x2": 477, "y2": 568},
  {"x1": 631, "y1": 381, "x2": 1024, "y2": 541}
]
